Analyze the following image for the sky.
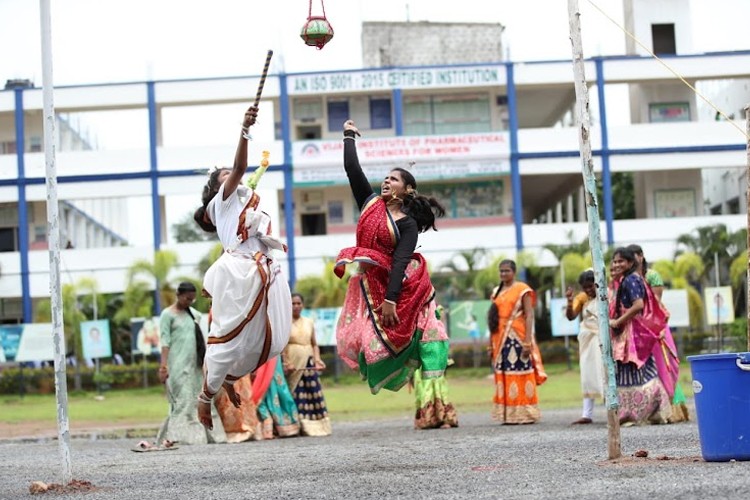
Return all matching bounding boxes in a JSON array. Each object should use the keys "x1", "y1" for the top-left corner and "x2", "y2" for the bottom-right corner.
[{"x1": 2, "y1": 0, "x2": 749, "y2": 245}]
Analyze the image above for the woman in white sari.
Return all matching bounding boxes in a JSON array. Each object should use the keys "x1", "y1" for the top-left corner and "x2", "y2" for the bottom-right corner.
[
  {"x1": 565, "y1": 270, "x2": 604, "y2": 424},
  {"x1": 192, "y1": 106, "x2": 291, "y2": 430}
]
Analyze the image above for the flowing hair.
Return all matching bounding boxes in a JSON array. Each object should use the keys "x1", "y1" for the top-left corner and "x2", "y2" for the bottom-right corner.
[
  {"x1": 177, "y1": 281, "x2": 206, "y2": 368},
  {"x1": 626, "y1": 243, "x2": 648, "y2": 274},
  {"x1": 193, "y1": 168, "x2": 231, "y2": 233},
  {"x1": 391, "y1": 167, "x2": 446, "y2": 233}
]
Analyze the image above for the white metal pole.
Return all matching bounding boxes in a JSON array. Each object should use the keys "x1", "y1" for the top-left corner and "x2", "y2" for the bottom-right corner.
[
  {"x1": 40, "y1": 0, "x2": 73, "y2": 483},
  {"x1": 567, "y1": 0, "x2": 621, "y2": 459}
]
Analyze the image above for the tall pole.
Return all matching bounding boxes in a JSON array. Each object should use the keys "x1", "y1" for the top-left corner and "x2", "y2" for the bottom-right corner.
[
  {"x1": 746, "y1": 104, "x2": 750, "y2": 353},
  {"x1": 40, "y1": 0, "x2": 73, "y2": 483},
  {"x1": 714, "y1": 251, "x2": 722, "y2": 352},
  {"x1": 567, "y1": 0, "x2": 621, "y2": 460}
]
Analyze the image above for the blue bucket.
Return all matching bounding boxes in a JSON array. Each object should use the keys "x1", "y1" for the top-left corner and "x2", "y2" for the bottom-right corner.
[{"x1": 687, "y1": 352, "x2": 750, "y2": 462}]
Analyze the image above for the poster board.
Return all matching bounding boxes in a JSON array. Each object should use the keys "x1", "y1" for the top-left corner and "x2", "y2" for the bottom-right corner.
[
  {"x1": 15, "y1": 323, "x2": 55, "y2": 363},
  {"x1": 130, "y1": 317, "x2": 161, "y2": 355},
  {"x1": 704, "y1": 286, "x2": 734, "y2": 325},
  {"x1": 447, "y1": 300, "x2": 492, "y2": 342},
  {"x1": 661, "y1": 289, "x2": 690, "y2": 327},
  {"x1": 81, "y1": 319, "x2": 112, "y2": 360},
  {"x1": 550, "y1": 297, "x2": 579, "y2": 337},
  {"x1": 302, "y1": 308, "x2": 341, "y2": 347}
]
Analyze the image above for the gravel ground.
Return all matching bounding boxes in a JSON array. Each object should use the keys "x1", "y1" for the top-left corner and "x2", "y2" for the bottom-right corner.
[{"x1": 2, "y1": 405, "x2": 749, "y2": 500}]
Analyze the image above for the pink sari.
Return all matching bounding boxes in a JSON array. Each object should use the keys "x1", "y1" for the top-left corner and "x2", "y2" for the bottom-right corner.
[{"x1": 610, "y1": 274, "x2": 667, "y2": 368}]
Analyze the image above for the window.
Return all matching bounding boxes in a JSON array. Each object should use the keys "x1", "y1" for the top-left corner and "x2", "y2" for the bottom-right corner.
[
  {"x1": 327, "y1": 100, "x2": 349, "y2": 132},
  {"x1": 29, "y1": 136, "x2": 42, "y2": 153},
  {"x1": 297, "y1": 125, "x2": 322, "y2": 140},
  {"x1": 301, "y1": 213, "x2": 327, "y2": 236},
  {"x1": 0, "y1": 141, "x2": 16, "y2": 155},
  {"x1": 403, "y1": 94, "x2": 491, "y2": 135},
  {"x1": 293, "y1": 98, "x2": 323, "y2": 121},
  {"x1": 0, "y1": 227, "x2": 17, "y2": 252},
  {"x1": 369, "y1": 98, "x2": 392, "y2": 129},
  {"x1": 652, "y1": 24, "x2": 676, "y2": 55},
  {"x1": 420, "y1": 180, "x2": 505, "y2": 218}
]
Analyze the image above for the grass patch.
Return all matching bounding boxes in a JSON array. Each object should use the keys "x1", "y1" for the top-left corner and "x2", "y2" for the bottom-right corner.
[{"x1": 0, "y1": 364, "x2": 694, "y2": 427}]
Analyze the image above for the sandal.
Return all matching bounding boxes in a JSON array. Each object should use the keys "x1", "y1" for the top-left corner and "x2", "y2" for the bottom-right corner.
[{"x1": 571, "y1": 417, "x2": 593, "y2": 425}]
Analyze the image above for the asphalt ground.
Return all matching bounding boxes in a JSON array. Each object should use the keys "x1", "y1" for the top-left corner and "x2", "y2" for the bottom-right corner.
[{"x1": 2, "y1": 404, "x2": 749, "y2": 500}]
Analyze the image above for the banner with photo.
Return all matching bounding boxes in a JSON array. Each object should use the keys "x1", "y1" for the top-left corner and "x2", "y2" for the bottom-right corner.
[
  {"x1": 130, "y1": 317, "x2": 162, "y2": 356},
  {"x1": 704, "y1": 286, "x2": 734, "y2": 326},
  {"x1": 81, "y1": 319, "x2": 112, "y2": 360},
  {"x1": 447, "y1": 300, "x2": 492, "y2": 342},
  {"x1": 302, "y1": 308, "x2": 341, "y2": 347}
]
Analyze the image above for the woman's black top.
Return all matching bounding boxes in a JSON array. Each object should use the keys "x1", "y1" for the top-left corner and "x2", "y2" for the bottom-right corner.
[{"x1": 343, "y1": 131, "x2": 418, "y2": 302}]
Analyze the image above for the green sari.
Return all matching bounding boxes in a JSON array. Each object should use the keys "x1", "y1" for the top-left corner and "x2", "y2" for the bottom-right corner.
[
  {"x1": 256, "y1": 358, "x2": 300, "y2": 438},
  {"x1": 157, "y1": 306, "x2": 226, "y2": 445}
]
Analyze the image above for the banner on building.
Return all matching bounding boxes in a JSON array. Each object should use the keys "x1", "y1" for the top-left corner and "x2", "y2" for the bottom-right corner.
[{"x1": 288, "y1": 65, "x2": 506, "y2": 95}]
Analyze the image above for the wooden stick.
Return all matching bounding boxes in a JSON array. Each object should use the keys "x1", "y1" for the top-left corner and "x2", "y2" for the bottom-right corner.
[
  {"x1": 567, "y1": 0, "x2": 621, "y2": 460},
  {"x1": 253, "y1": 50, "x2": 273, "y2": 109}
]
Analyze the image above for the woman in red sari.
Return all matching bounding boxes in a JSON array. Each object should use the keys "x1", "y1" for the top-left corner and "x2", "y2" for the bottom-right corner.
[
  {"x1": 487, "y1": 260, "x2": 547, "y2": 424},
  {"x1": 335, "y1": 119, "x2": 449, "y2": 395}
]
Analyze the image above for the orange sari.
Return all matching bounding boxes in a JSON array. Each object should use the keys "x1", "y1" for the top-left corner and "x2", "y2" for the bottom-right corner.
[{"x1": 490, "y1": 282, "x2": 547, "y2": 424}]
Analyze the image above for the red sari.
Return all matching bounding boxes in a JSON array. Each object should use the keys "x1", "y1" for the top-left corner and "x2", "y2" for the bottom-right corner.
[{"x1": 335, "y1": 196, "x2": 446, "y2": 394}]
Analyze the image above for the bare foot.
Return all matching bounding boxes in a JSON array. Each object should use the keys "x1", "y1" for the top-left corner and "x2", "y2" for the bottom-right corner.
[{"x1": 198, "y1": 401, "x2": 213, "y2": 430}]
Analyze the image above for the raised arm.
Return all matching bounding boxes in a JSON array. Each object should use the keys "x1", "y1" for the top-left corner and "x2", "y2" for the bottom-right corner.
[
  {"x1": 343, "y1": 120, "x2": 374, "y2": 209},
  {"x1": 222, "y1": 106, "x2": 258, "y2": 200}
]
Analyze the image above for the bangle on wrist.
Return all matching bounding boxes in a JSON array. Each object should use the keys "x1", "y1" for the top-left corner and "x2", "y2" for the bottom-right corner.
[{"x1": 384, "y1": 299, "x2": 396, "y2": 305}]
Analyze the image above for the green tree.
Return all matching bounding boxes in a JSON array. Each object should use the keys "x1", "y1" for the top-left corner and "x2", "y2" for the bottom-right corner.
[
  {"x1": 676, "y1": 224, "x2": 747, "y2": 284},
  {"x1": 172, "y1": 212, "x2": 219, "y2": 243},
  {"x1": 652, "y1": 252, "x2": 705, "y2": 328},
  {"x1": 436, "y1": 247, "x2": 489, "y2": 300},
  {"x1": 294, "y1": 260, "x2": 349, "y2": 308},
  {"x1": 34, "y1": 282, "x2": 89, "y2": 362},
  {"x1": 596, "y1": 172, "x2": 635, "y2": 219},
  {"x1": 127, "y1": 249, "x2": 181, "y2": 312}
]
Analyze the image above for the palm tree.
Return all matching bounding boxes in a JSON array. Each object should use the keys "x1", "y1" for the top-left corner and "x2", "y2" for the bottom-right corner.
[
  {"x1": 294, "y1": 260, "x2": 349, "y2": 308},
  {"x1": 35, "y1": 282, "x2": 88, "y2": 363},
  {"x1": 652, "y1": 252, "x2": 705, "y2": 328},
  {"x1": 127, "y1": 249, "x2": 180, "y2": 313},
  {"x1": 676, "y1": 224, "x2": 747, "y2": 285},
  {"x1": 437, "y1": 247, "x2": 489, "y2": 300}
]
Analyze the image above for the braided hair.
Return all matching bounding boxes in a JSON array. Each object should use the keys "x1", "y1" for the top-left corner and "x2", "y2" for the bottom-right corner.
[
  {"x1": 176, "y1": 281, "x2": 206, "y2": 368},
  {"x1": 193, "y1": 168, "x2": 231, "y2": 233},
  {"x1": 391, "y1": 167, "x2": 446, "y2": 233}
]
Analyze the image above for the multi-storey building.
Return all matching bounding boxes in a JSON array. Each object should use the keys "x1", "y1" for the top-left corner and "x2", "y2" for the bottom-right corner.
[{"x1": 0, "y1": 1, "x2": 747, "y2": 324}]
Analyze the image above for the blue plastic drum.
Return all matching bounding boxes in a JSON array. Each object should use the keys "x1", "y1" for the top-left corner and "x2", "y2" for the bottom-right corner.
[{"x1": 688, "y1": 352, "x2": 750, "y2": 462}]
